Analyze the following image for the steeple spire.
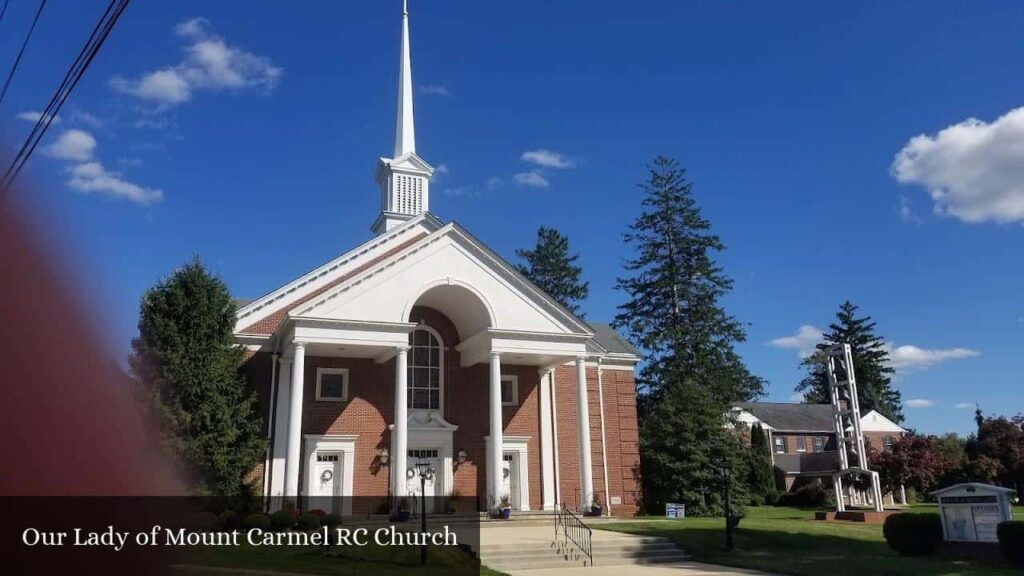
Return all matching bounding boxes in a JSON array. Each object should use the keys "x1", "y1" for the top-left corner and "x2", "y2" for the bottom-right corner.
[
  {"x1": 394, "y1": 0, "x2": 415, "y2": 157},
  {"x1": 371, "y1": 0, "x2": 434, "y2": 235}
]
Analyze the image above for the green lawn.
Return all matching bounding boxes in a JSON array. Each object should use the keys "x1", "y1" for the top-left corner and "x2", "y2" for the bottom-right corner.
[
  {"x1": 172, "y1": 541, "x2": 507, "y2": 576},
  {"x1": 599, "y1": 505, "x2": 1020, "y2": 576}
]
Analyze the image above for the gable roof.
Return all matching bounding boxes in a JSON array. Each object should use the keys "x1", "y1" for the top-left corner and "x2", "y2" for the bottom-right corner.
[
  {"x1": 735, "y1": 402, "x2": 835, "y2": 432},
  {"x1": 589, "y1": 322, "x2": 639, "y2": 356}
]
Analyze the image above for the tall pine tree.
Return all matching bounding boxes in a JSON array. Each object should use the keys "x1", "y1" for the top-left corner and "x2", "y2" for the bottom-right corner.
[
  {"x1": 515, "y1": 225, "x2": 590, "y2": 315},
  {"x1": 615, "y1": 156, "x2": 763, "y2": 516},
  {"x1": 795, "y1": 301, "x2": 904, "y2": 423},
  {"x1": 130, "y1": 258, "x2": 265, "y2": 498}
]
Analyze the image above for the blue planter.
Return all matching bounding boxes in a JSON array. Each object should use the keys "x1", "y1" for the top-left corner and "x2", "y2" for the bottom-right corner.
[
  {"x1": 500, "y1": 508, "x2": 511, "y2": 520},
  {"x1": 397, "y1": 510, "x2": 411, "y2": 522}
]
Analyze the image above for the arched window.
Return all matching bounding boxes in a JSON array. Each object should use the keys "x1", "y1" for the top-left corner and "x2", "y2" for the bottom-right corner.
[{"x1": 408, "y1": 327, "x2": 442, "y2": 410}]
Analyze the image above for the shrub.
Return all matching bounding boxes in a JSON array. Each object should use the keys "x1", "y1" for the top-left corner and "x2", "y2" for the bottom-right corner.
[
  {"x1": 270, "y1": 509, "x2": 297, "y2": 531},
  {"x1": 297, "y1": 512, "x2": 321, "y2": 532},
  {"x1": 748, "y1": 494, "x2": 765, "y2": 507},
  {"x1": 242, "y1": 513, "x2": 271, "y2": 531},
  {"x1": 308, "y1": 509, "x2": 326, "y2": 519},
  {"x1": 998, "y1": 521, "x2": 1024, "y2": 567},
  {"x1": 323, "y1": 513, "x2": 343, "y2": 529},
  {"x1": 218, "y1": 510, "x2": 240, "y2": 531},
  {"x1": 776, "y1": 483, "x2": 828, "y2": 507},
  {"x1": 883, "y1": 513, "x2": 943, "y2": 556},
  {"x1": 188, "y1": 511, "x2": 219, "y2": 532}
]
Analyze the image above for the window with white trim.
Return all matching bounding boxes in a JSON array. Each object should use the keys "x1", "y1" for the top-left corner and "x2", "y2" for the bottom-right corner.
[
  {"x1": 883, "y1": 436, "x2": 894, "y2": 451},
  {"x1": 813, "y1": 437, "x2": 825, "y2": 453},
  {"x1": 774, "y1": 436, "x2": 786, "y2": 454},
  {"x1": 796, "y1": 437, "x2": 807, "y2": 453},
  {"x1": 501, "y1": 375, "x2": 518, "y2": 406},
  {"x1": 408, "y1": 328, "x2": 442, "y2": 410},
  {"x1": 316, "y1": 367, "x2": 349, "y2": 402}
]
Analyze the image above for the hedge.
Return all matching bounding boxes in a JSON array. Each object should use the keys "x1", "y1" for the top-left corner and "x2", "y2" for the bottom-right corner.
[
  {"x1": 998, "y1": 521, "x2": 1024, "y2": 567},
  {"x1": 297, "y1": 512, "x2": 321, "y2": 532},
  {"x1": 242, "y1": 513, "x2": 272, "y2": 531},
  {"x1": 883, "y1": 513, "x2": 943, "y2": 556}
]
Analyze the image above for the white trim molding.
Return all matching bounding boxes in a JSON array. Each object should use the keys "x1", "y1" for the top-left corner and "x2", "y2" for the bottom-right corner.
[
  {"x1": 501, "y1": 374, "x2": 519, "y2": 406},
  {"x1": 303, "y1": 433, "x2": 358, "y2": 516},
  {"x1": 315, "y1": 367, "x2": 349, "y2": 402}
]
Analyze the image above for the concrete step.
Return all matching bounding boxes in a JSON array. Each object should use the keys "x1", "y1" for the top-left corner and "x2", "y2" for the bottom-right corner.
[{"x1": 480, "y1": 537, "x2": 689, "y2": 570}]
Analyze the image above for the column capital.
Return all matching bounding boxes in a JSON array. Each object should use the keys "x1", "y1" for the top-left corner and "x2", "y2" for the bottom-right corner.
[
  {"x1": 537, "y1": 366, "x2": 552, "y2": 377},
  {"x1": 396, "y1": 344, "x2": 410, "y2": 353},
  {"x1": 489, "y1": 351, "x2": 501, "y2": 359},
  {"x1": 292, "y1": 342, "x2": 307, "y2": 351}
]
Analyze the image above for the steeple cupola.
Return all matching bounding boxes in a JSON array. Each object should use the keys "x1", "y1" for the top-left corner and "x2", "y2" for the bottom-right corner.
[{"x1": 372, "y1": 0, "x2": 434, "y2": 235}]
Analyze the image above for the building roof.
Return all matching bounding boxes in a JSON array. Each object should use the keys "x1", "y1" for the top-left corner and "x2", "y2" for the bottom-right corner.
[
  {"x1": 734, "y1": 402, "x2": 835, "y2": 432},
  {"x1": 588, "y1": 322, "x2": 639, "y2": 356}
]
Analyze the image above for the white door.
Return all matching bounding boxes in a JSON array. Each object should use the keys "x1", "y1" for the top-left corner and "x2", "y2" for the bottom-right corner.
[
  {"x1": 406, "y1": 449, "x2": 441, "y2": 513},
  {"x1": 314, "y1": 453, "x2": 343, "y2": 513},
  {"x1": 502, "y1": 453, "x2": 520, "y2": 510}
]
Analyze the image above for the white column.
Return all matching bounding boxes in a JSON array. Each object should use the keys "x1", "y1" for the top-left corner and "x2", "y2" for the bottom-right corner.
[
  {"x1": 900, "y1": 484, "x2": 907, "y2": 505},
  {"x1": 488, "y1": 352, "x2": 503, "y2": 511},
  {"x1": 393, "y1": 346, "x2": 409, "y2": 502},
  {"x1": 269, "y1": 357, "x2": 292, "y2": 500},
  {"x1": 284, "y1": 343, "x2": 306, "y2": 499},
  {"x1": 538, "y1": 368, "x2": 556, "y2": 511},
  {"x1": 576, "y1": 356, "x2": 594, "y2": 509}
]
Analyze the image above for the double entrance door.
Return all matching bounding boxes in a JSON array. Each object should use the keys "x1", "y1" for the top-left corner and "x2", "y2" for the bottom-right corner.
[{"x1": 405, "y1": 449, "x2": 442, "y2": 513}]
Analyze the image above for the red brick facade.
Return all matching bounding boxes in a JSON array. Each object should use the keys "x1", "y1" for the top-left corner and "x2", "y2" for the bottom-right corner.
[{"x1": 242, "y1": 306, "x2": 642, "y2": 515}]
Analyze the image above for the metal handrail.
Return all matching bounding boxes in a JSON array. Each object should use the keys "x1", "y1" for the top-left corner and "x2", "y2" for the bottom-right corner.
[{"x1": 554, "y1": 502, "x2": 593, "y2": 566}]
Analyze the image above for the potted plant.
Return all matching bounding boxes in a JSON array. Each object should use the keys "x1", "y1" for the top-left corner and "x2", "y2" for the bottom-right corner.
[
  {"x1": 498, "y1": 495, "x2": 512, "y2": 520},
  {"x1": 587, "y1": 496, "x2": 603, "y2": 517},
  {"x1": 396, "y1": 498, "x2": 411, "y2": 522}
]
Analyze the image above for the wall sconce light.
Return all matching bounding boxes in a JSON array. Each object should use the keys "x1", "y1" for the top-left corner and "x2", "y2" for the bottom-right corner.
[
  {"x1": 456, "y1": 449, "x2": 467, "y2": 464},
  {"x1": 379, "y1": 448, "x2": 390, "y2": 466}
]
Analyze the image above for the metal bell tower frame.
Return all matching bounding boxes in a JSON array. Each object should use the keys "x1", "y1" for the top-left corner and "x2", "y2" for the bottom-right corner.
[{"x1": 827, "y1": 343, "x2": 883, "y2": 512}]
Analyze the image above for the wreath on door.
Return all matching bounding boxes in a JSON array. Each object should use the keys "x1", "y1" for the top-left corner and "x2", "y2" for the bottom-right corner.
[{"x1": 320, "y1": 469, "x2": 334, "y2": 483}]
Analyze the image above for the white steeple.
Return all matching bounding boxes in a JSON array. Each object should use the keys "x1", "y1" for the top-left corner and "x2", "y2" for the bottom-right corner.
[
  {"x1": 372, "y1": 0, "x2": 434, "y2": 235},
  {"x1": 394, "y1": 0, "x2": 415, "y2": 157}
]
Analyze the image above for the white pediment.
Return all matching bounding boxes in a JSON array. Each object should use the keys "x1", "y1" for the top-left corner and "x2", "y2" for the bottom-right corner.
[
  {"x1": 377, "y1": 152, "x2": 433, "y2": 175},
  {"x1": 292, "y1": 224, "x2": 591, "y2": 340}
]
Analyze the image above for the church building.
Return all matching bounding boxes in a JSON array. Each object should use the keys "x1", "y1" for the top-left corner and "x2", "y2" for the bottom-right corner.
[{"x1": 233, "y1": 2, "x2": 641, "y2": 516}]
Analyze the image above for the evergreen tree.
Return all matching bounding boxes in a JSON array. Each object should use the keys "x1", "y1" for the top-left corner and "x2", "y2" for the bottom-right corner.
[
  {"x1": 795, "y1": 301, "x2": 904, "y2": 424},
  {"x1": 615, "y1": 156, "x2": 764, "y2": 516},
  {"x1": 747, "y1": 423, "x2": 778, "y2": 504},
  {"x1": 130, "y1": 258, "x2": 265, "y2": 498},
  {"x1": 515, "y1": 226, "x2": 590, "y2": 315}
]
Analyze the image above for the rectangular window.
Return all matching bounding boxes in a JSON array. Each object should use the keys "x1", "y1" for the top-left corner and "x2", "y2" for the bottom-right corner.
[
  {"x1": 796, "y1": 437, "x2": 807, "y2": 453},
  {"x1": 316, "y1": 368, "x2": 349, "y2": 402},
  {"x1": 883, "y1": 436, "x2": 894, "y2": 451},
  {"x1": 408, "y1": 449, "x2": 438, "y2": 459},
  {"x1": 408, "y1": 329, "x2": 441, "y2": 410},
  {"x1": 774, "y1": 436, "x2": 786, "y2": 454},
  {"x1": 317, "y1": 454, "x2": 339, "y2": 462},
  {"x1": 813, "y1": 437, "x2": 825, "y2": 453},
  {"x1": 501, "y1": 375, "x2": 518, "y2": 406}
]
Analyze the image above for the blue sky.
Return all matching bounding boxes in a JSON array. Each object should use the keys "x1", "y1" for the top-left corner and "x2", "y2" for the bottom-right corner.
[{"x1": 4, "y1": 1, "x2": 1022, "y2": 436}]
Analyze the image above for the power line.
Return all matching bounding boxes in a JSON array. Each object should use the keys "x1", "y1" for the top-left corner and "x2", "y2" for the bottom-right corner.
[
  {"x1": 1, "y1": 0, "x2": 130, "y2": 194},
  {"x1": 0, "y1": 0, "x2": 12, "y2": 31},
  {"x1": 0, "y1": 0, "x2": 46, "y2": 106}
]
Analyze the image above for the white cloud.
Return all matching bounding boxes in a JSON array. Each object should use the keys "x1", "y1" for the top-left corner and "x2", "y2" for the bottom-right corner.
[
  {"x1": 789, "y1": 392, "x2": 805, "y2": 403},
  {"x1": 892, "y1": 107, "x2": 1024, "y2": 223},
  {"x1": 442, "y1": 186, "x2": 474, "y2": 197},
  {"x1": 16, "y1": 111, "x2": 60, "y2": 124},
  {"x1": 485, "y1": 176, "x2": 502, "y2": 191},
  {"x1": 954, "y1": 402, "x2": 975, "y2": 410},
  {"x1": 768, "y1": 325, "x2": 823, "y2": 358},
  {"x1": 888, "y1": 345, "x2": 979, "y2": 371},
  {"x1": 44, "y1": 129, "x2": 96, "y2": 162},
  {"x1": 67, "y1": 162, "x2": 163, "y2": 205},
  {"x1": 514, "y1": 171, "x2": 550, "y2": 189},
  {"x1": 71, "y1": 110, "x2": 103, "y2": 128},
  {"x1": 898, "y1": 194, "x2": 920, "y2": 223},
  {"x1": 112, "y1": 18, "x2": 281, "y2": 109},
  {"x1": 521, "y1": 149, "x2": 574, "y2": 169},
  {"x1": 432, "y1": 163, "x2": 449, "y2": 180},
  {"x1": 905, "y1": 399, "x2": 936, "y2": 408},
  {"x1": 418, "y1": 85, "x2": 449, "y2": 96}
]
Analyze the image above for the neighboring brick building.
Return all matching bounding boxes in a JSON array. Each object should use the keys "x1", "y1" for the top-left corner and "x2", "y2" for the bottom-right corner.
[
  {"x1": 232, "y1": 4, "x2": 641, "y2": 517},
  {"x1": 732, "y1": 402, "x2": 906, "y2": 496}
]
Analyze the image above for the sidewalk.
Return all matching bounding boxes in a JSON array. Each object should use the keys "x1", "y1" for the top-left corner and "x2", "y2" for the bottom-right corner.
[{"x1": 506, "y1": 563, "x2": 775, "y2": 576}]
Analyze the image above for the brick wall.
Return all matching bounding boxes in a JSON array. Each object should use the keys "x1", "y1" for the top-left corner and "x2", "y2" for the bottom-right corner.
[{"x1": 248, "y1": 306, "x2": 640, "y2": 515}]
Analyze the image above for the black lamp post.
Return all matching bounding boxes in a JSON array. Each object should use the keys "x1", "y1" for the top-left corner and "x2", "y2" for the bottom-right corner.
[
  {"x1": 716, "y1": 458, "x2": 736, "y2": 551},
  {"x1": 414, "y1": 459, "x2": 435, "y2": 566}
]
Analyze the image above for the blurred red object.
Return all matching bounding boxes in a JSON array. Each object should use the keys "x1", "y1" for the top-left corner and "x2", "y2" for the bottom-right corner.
[{"x1": 0, "y1": 197, "x2": 181, "y2": 496}]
